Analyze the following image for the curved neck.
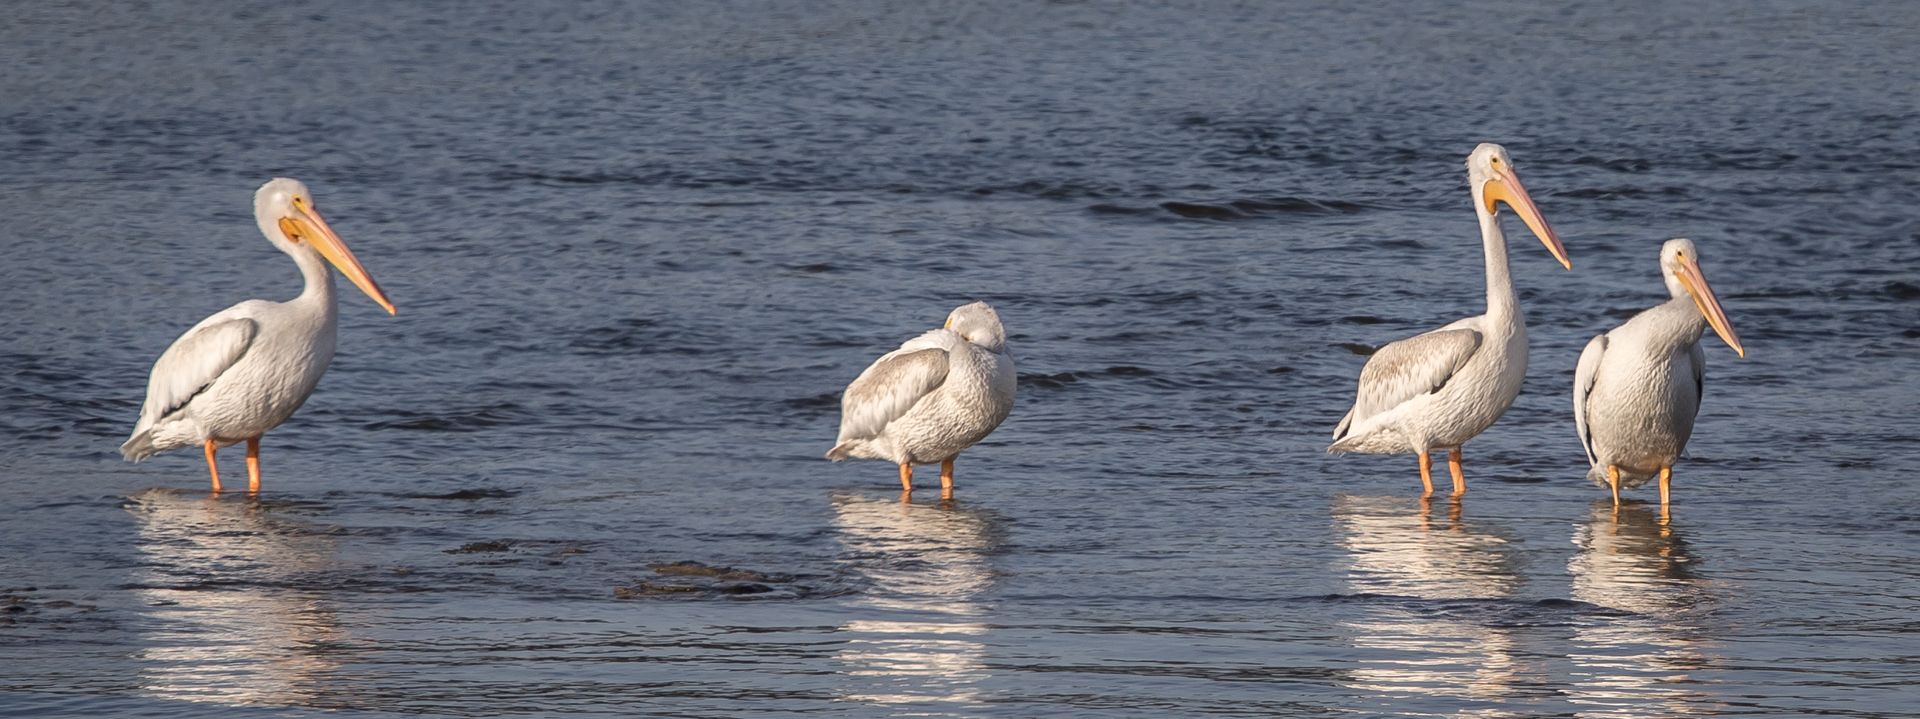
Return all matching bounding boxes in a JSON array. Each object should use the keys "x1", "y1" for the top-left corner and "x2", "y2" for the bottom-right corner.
[
  {"x1": 292, "y1": 246, "x2": 336, "y2": 305},
  {"x1": 258, "y1": 213, "x2": 336, "y2": 308},
  {"x1": 1476, "y1": 204, "x2": 1517, "y2": 320}
]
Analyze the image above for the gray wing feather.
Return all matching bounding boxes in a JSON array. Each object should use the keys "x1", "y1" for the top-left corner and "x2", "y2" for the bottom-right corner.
[
  {"x1": 1675, "y1": 340, "x2": 1707, "y2": 454},
  {"x1": 136, "y1": 318, "x2": 258, "y2": 429},
  {"x1": 1337, "y1": 328, "x2": 1483, "y2": 437},
  {"x1": 1688, "y1": 341, "x2": 1705, "y2": 408},
  {"x1": 1572, "y1": 334, "x2": 1608, "y2": 466},
  {"x1": 835, "y1": 347, "x2": 950, "y2": 443}
]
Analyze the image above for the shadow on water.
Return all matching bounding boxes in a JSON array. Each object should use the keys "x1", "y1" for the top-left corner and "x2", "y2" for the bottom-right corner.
[
  {"x1": 829, "y1": 492, "x2": 999, "y2": 712},
  {"x1": 1565, "y1": 500, "x2": 1721, "y2": 716},
  {"x1": 123, "y1": 488, "x2": 347, "y2": 709},
  {"x1": 1330, "y1": 495, "x2": 1536, "y2": 707}
]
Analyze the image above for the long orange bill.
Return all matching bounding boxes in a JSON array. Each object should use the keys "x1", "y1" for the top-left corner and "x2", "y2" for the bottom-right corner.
[
  {"x1": 1676, "y1": 254, "x2": 1744, "y2": 357},
  {"x1": 279, "y1": 201, "x2": 396, "y2": 314},
  {"x1": 1482, "y1": 170, "x2": 1571, "y2": 270}
]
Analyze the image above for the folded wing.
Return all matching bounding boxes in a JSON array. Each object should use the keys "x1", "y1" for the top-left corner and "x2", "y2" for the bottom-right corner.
[
  {"x1": 1572, "y1": 334, "x2": 1608, "y2": 466},
  {"x1": 833, "y1": 333, "x2": 953, "y2": 448},
  {"x1": 122, "y1": 318, "x2": 258, "y2": 458},
  {"x1": 1334, "y1": 328, "x2": 1483, "y2": 440}
]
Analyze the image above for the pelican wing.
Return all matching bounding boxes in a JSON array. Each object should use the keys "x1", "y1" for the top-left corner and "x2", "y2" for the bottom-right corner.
[
  {"x1": 135, "y1": 317, "x2": 259, "y2": 429},
  {"x1": 1688, "y1": 340, "x2": 1705, "y2": 407},
  {"x1": 1572, "y1": 334, "x2": 1608, "y2": 466},
  {"x1": 1335, "y1": 328, "x2": 1483, "y2": 439},
  {"x1": 834, "y1": 339, "x2": 951, "y2": 444},
  {"x1": 1675, "y1": 340, "x2": 1707, "y2": 452}
]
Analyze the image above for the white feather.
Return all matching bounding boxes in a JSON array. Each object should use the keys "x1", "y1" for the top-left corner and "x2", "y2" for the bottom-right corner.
[
  {"x1": 1572, "y1": 334, "x2": 1608, "y2": 467},
  {"x1": 1334, "y1": 327, "x2": 1483, "y2": 441},
  {"x1": 121, "y1": 312, "x2": 258, "y2": 460},
  {"x1": 832, "y1": 330, "x2": 953, "y2": 449}
]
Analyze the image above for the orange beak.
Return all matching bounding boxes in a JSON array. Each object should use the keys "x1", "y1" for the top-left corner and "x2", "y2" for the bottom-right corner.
[
  {"x1": 279, "y1": 200, "x2": 396, "y2": 315},
  {"x1": 1676, "y1": 254, "x2": 1744, "y2": 357},
  {"x1": 1482, "y1": 170, "x2": 1571, "y2": 270}
]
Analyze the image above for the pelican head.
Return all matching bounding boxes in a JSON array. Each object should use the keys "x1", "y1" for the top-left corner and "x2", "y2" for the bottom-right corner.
[
  {"x1": 1466, "y1": 143, "x2": 1570, "y2": 270},
  {"x1": 1661, "y1": 238, "x2": 1743, "y2": 357},
  {"x1": 254, "y1": 178, "x2": 396, "y2": 315},
  {"x1": 943, "y1": 301, "x2": 1007, "y2": 352}
]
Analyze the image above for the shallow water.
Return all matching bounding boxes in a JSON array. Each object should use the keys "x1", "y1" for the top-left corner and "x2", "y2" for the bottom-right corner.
[{"x1": 2, "y1": 0, "x2": 1918, "y2": 716}]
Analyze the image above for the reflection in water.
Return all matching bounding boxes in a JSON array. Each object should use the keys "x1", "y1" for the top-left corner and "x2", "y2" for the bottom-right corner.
[
  {"x1": 1332, "y1": 496, "x2": 1530, "y2": 709},
  {"x1": 830, "y1": 492, "x2": 998, "y2": 710},
  {"x1": 125, "y1": 488, "x2": 346, "y2": 708},
  {"x1": 1566, "y1": 501, "x2": 1718, "y2": 717}
]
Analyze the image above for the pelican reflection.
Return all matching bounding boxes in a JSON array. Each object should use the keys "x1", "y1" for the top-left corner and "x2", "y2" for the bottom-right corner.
[
  {"x1": 1333, "y1": 495, "x2": 1534, "y2": 707},
  {"x1": 126, "y1": 488, "x2": 346, "y2": 707},
  {"x1": 1567, "y1": 501, "x2": 1719, "y2": 716},
  {"x1": 831, "y1": 492, "x2": 999, "y2": 710}
]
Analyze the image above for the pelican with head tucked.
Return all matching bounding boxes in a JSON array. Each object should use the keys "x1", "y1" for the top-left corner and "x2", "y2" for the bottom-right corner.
[
  {"x1": 1574, "y1": 238, "x2": 1743, "y2": 507},
  {"x1": 120, "y1": 178, "x2": 395, "y2": 493},
  {"x1": 1330, "y1": 143, "x2": 1570, "y2": 497},
  {"x1": 827, "y1": 302, "x2": 1016, "y2": 500}
]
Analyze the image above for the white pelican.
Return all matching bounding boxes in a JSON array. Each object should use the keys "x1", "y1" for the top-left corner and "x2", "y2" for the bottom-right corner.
[
  {"x1": 120, "y1": 178, "x2": 395, "y2": 493},
  {"x1": 1330, "y1": 143, "x2": 1570, "y2": 496},
  {"x1": 1574, "y1": 238, "x2": 1743, "y2": 507},
  {"x1": 826, "y1": 302, "x2": 1016, "y2": 499}
]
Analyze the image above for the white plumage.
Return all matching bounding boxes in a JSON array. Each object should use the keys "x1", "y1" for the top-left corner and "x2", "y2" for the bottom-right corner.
[
  {"x1": 827, "y1": 302, "x2": 1016, "y2": 497},
  {"x1": 121, "y1": 178, "x2": 394, "y2": 493},
  {"x1": 1330, "y1": 143, "x2": 1571, "y2": 496},
  {"x1": 1573, "y1": 238, "x2": 1744, "y2": 505}
]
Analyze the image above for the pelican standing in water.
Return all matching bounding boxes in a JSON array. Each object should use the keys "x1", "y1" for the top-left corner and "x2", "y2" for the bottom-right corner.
[
  {"x1": 1330, "y1": 144, "x2": 1570, "y2": 496},
  {"x1": 120, "y1": 178, "x2": 395, "y2": 493},
  {"x1": 1574, "y1": 238, "x2": 1744, "y2": 507},
  {"x1": 827, "y1": 302, "x2": 1016, "y2": 499}
]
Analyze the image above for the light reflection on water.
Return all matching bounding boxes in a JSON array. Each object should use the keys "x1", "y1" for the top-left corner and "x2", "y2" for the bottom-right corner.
[
  {"x1": 830, "y1": 493, "x2": 997, "y2": 711},
  {"x1": 1332, "y1": 495, "x2": 1531, "y2": 714},
  {"x1": 126, "y1": 489, "x2": 347, "y2": 709},
  {"x1": 1566, "y1": 501, "x2": 1720, "y2": 718}
]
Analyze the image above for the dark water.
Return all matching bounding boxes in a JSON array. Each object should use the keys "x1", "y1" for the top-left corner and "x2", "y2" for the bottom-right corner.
[{"x1": 3, "y1": 1, "x2": 1918, "y2": 716}]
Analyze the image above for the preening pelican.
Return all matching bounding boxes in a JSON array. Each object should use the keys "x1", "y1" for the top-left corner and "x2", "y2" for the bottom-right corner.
[
  {"x1": 1574, "y1": 238, "x2": 1743, "y2": 507},
  {"x1": 827, "y1": 302, "x2": 1016, "y2": 499},
  {"x1": 1330, "y1": 143, "x2": 1570, "y2": 496},
  {"x1": 120, "y1": 178, "x2": 395, "y2": 493}
]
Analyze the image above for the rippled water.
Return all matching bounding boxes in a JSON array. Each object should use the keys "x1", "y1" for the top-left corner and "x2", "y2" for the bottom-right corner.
[{"x1": 3, "y1": 1, "x2": 1918, "y2": 716}]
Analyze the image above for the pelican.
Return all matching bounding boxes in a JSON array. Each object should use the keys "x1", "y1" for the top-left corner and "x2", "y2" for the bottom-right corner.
[
  {"x1": 1330, "y1": 143, "x2": 1570, "y2": 496},
  {"x1": 1574, "y1": 238, "x2": 1743, "y2": 507},
  {"x1": 826, "y1": 302, "x2": 1016, "y2": 499},
  {"x1": 120, "y1": 178, "x2": 395, "y2": 493}
]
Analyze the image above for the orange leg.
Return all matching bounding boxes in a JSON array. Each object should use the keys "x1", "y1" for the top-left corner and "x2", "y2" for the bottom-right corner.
[
  {"x1": 203, "y1": 439, "x2": 223, "y2": 494},
  {"x1": 940, "y1": 458, "x2": 956, "y2": 500},
  {"x1": 246, "y1": 437, "x2": 263, "y2": 494},
  {"x1": 1417, "y1": 451, "x2": 1434, "y2": 497},
  {"x1": 1658, "y1": 465, "x2": 1672, "y2": 514},
  {"x1": 1447, "y1": 448, "x2": 1466, "y2": 496},
  {"x1": 1607, "y1": 465, "x2": 1622, "y2": 507},
  {"x1": 898, "y1": 463, "x2": 914, "y2": 495}
]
